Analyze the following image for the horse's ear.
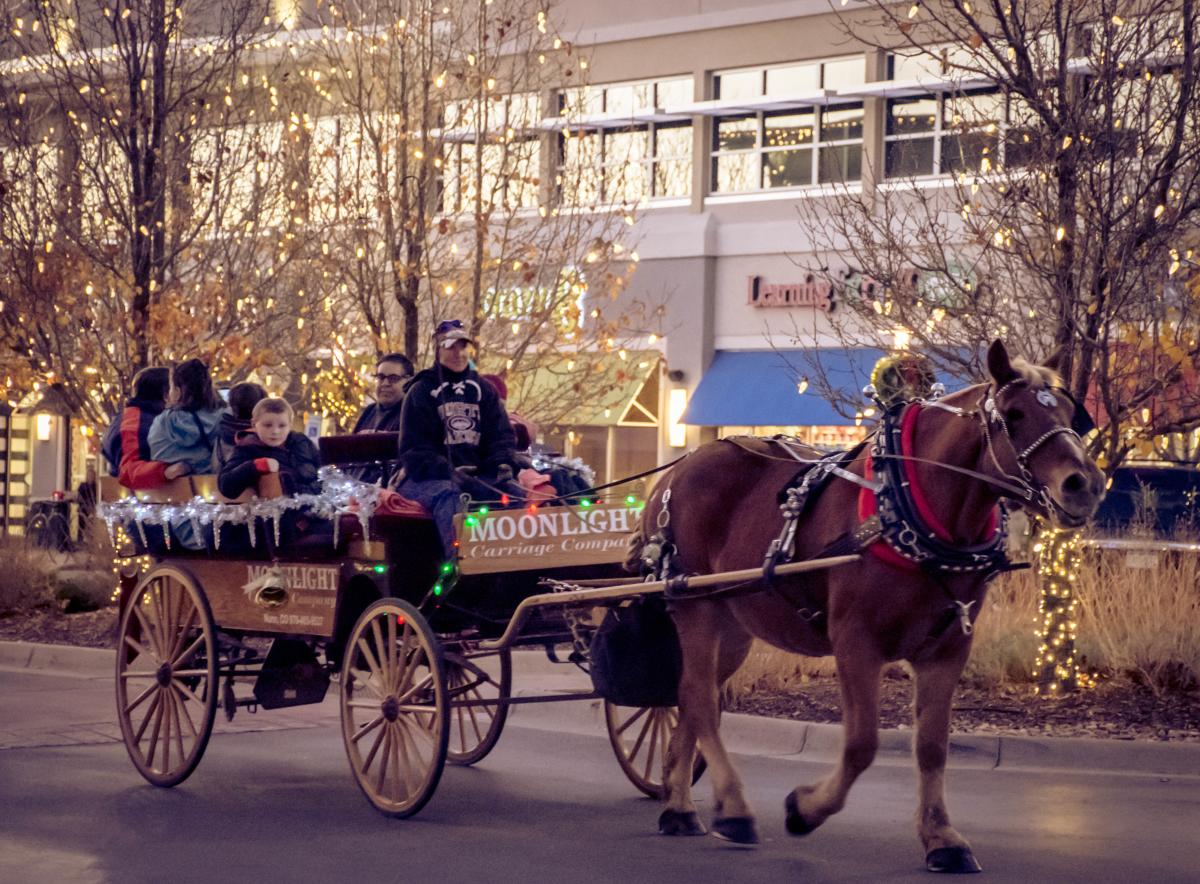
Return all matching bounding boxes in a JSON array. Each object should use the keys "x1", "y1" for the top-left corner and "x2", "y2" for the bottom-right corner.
[
  {"x1": 1043, "y1": 345, "x2": 1065, "y2": 373},
  {"x1": 986, "y1": 339, "x2": 1018, "y2": 385}
]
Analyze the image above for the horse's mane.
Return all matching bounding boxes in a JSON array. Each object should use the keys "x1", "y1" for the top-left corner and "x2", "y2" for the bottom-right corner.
[{"x1": 1009, "y1": 357, "x2": 1062, "y2": 389}]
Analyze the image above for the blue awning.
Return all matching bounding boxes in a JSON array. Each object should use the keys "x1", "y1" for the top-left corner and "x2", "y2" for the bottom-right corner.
[{"x1": 682, "y1": 348, "x2": 888, "y2": 427}]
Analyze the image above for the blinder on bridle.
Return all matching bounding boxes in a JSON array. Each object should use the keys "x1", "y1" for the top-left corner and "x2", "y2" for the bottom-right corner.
[
  {"x1": 1062, "y1": 389, "x2": 1097, "y2": 437},
  {"x1": 980, "y1": 377, "x2": 1094, "y2": 511}
]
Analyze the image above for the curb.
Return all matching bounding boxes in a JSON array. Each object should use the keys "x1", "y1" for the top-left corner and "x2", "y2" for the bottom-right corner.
[{"x1": 5, "y1": 640, "x2": 1198, "y2": 777}]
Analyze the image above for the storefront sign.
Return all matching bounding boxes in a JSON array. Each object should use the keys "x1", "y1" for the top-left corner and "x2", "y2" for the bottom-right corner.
[
  {"x1": 841, "y1": 263, "x2": 977, "y2": 310},
  {"x1": 747, "y1": 275, "x2": 834, "y2": 311},
  {"x1": 455, "y1": 502, "x2": 640, "y2": 574}
]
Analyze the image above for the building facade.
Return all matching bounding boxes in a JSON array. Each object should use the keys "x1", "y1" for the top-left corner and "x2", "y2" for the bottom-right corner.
[{"x1": 547, "y1": 0, "x2": 998, "y2": 467}]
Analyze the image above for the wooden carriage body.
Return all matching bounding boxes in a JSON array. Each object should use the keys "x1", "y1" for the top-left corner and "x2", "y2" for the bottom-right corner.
[{"x1": 101, "y1": 433, "x2": 689, "y2": 814}]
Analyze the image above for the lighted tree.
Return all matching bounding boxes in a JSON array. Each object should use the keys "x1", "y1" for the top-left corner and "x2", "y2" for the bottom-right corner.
[
  {"x1": 797, "y1": 0, "x2": 1200, "y2": 692},
  {"x1": 297, "y1": 0, "x2": 661, "y2": 423},
  {"x1": 0, "y1": 0, "x2": 329, "y2": 421}
]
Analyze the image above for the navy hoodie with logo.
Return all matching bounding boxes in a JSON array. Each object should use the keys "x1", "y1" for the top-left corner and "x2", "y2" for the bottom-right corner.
[{"x1": 398, "y1": 365, "x2": 517, "y2": 482}]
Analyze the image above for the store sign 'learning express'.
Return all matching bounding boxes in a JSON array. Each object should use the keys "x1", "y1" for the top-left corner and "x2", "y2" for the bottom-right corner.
[
  {"x1": 747, "y1": 275, "x2": 834, "y2": 311},
  {"x1": 454, "y1": 503, "x2": 640, "y2": 574}
]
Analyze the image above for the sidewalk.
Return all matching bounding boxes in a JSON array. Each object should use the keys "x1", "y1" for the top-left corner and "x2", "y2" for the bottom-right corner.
[{"x1": 3, "y1": 639, "x2": 1198, "y2": 777}]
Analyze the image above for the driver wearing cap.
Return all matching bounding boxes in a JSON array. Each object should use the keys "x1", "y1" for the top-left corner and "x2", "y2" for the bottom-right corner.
[{"x1": 397, "y1": 319, "x2": 522, "y2": 557}]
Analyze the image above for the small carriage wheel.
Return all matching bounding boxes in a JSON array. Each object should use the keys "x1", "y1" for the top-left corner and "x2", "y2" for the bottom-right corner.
[
  {"x1": 604, "y1": 701, "x2": 707, "y2": 800},
  {"x1": 115, "y1": 565, "x2": 218, "y2": 788},
  {"x1": 340, "y1": 598, "x2": 449, "y2": 818},
  {"x1": 443, "y1": 645, "x2": 512, "y2": 766}
]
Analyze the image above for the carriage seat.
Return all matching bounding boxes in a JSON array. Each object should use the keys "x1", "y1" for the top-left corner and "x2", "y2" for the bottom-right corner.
[{"x1": 317, "y1": 433, "x2": 433, "y2": 528}]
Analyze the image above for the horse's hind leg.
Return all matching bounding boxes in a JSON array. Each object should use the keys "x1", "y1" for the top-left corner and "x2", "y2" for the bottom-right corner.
[
  {"x1": 913, "y1": 652, "x2": 982, "y2": 874},
  {"x1": 661, "y1": 601, "x2": 756, "y2": 844},
  {"x1": 785, "y1": 643, "x2": 883, "y2": 836}
]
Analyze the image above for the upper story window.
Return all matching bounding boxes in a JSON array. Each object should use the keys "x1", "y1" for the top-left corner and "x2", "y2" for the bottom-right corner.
[
  {"x1": 885, "y1": 86, "x2": 1012, "y2": 178},
  {"x1": 711, "y1": 57, "x2": 866, "y2": 192},
  {"x1": 441, "y1": 94, "x2": 543, "y2": 213},
  {"x1": 558, "y1": 76, "x2": 694, "y2": 205}
]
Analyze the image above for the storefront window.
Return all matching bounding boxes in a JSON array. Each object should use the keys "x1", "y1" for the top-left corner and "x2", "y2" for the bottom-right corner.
[
  {"x1": 885, "y1": 86, "x2": 1018, "y2": 178},
  {"x1": 711, "y1": 57, "x2": 865, "y2": 192}
]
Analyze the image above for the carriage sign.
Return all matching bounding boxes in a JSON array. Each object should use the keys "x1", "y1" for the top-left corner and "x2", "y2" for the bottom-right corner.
[{"x1": 454, "y1": 502, "x2": 641, "y2": 574}]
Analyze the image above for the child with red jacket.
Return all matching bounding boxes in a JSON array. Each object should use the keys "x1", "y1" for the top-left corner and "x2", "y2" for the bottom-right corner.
[
  {"x1": 110, "y1": 367, "x2": 190, "y2": 489},
  {"x1": 218, "y1": 398, "x2": 321, "y2": 498}
]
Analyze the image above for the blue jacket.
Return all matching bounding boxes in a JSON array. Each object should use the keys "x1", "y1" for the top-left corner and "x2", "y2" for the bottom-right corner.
[{"x1": 148, "y1": 406, "x2": 227, "y2": 474}]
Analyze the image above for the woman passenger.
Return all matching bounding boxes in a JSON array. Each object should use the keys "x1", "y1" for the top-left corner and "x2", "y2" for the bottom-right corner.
[{"x1": 148, "y1": 358, "x2": 227, "y2": 477}]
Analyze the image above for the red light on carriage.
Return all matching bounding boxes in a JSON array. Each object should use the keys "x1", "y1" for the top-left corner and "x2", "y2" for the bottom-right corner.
[
  {"x1": 500, "y1": 494, "x2": 510, "y2": 505},
  {"x1": 527, "y1": 504, "x2": 538, "y2": 515}
]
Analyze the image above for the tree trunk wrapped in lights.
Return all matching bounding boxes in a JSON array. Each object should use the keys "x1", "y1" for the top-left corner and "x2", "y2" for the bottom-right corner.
[{"x1": 1032, "y1": 524, "x2": 1086, "y2": 696}]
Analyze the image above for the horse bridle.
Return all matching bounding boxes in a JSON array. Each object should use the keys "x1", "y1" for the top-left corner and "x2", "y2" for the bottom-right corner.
[{"x1": 972, "y1": 378, "x2": 1091, "y2": 518}]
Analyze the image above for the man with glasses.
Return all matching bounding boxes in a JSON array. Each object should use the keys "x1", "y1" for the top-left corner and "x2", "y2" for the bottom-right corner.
[
  {"x1": 349, "y1": 352, "x2": 414, "y2": 484},
  {"x1": 398, "y1": 320, "x2": 522, "y2": 559}
]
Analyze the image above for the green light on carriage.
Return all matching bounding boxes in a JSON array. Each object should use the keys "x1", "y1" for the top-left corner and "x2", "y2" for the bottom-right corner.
[
  {"x1": 440, "y1": 561, "x2": 454, "y2": 574},
  {"x1": 579, "y1": 498, "x2": 591, "y2": 507},
  {"x1": 465, "y1": 516, "x2": 478, "y2": 527},
  {"x1": 373, "y1": 564, "x2": 387, "y2": 574},
  {"x1": 478, "y1": 506, "x2": 489, "y2": 515},
  {"x1": 432, "y1": 583, "x2": 443, "y2": 596},
  {"x1": 625, "y1": 495, "x2": 636, "y2": 505}
]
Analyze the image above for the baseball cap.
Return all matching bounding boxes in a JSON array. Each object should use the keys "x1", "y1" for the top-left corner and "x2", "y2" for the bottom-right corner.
[{"x1": 434, "y1": 318, "x2": 475, "y2": 348}]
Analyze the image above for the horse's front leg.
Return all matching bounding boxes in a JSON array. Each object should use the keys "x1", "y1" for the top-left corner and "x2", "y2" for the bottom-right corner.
[
  {"x1": 913, "y1": 651, "x2": 983, "y2": 874},
  {"x1": 786, "y1": 643, "x2": 882, "y2": 836},
  {"x1": 662, "y1": 601, "x2": 757, "y2": 844}
]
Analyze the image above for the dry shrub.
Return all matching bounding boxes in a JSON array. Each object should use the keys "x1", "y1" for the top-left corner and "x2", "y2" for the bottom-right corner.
[
  {"x1": 1074, "y1": 548, "x2": 1200, "y2": 694},
  {"x1": 724, "y1": 548, "x2": 1200, "y2": 698},
  {"x1": 0, "y1": 538, "x2": 56, "y2": 614}
]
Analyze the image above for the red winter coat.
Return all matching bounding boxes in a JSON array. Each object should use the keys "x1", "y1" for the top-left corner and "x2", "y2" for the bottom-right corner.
[{"x1": 117, "y1": 398, "x2": 170, "y2": 489}]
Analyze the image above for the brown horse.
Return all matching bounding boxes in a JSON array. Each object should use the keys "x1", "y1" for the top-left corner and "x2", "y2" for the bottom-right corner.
[{"x1": 629, "y1": 340, "x2": 1104, "y2": 873}]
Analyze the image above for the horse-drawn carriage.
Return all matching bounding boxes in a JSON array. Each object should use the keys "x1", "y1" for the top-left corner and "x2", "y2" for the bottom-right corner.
[
  {"x1": 101, "y1": 431, "x2": 714, "y2": 816},
  {"x1": 101, "y1": 342, "x2": 1105, "y2": 873}
]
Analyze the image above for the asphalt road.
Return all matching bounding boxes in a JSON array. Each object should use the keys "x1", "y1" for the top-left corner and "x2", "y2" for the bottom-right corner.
[{"x1": 1, "y1": 667, "x2": 1198, "y2": 884}]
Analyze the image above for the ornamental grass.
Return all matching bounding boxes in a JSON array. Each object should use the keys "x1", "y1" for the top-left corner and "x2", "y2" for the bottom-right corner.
[{"x1": 726, "y1": 546, "x2": 1200, "y2": 698}]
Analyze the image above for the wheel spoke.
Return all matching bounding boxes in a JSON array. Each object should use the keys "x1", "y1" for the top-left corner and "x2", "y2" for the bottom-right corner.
[
  {"x1": 394, "y1": 625, "x2": 418, "y2": 696},
  {"x1": 133, "y1": 604, "x2": 161, "y2": 661},
  {"x1": 375, "y1": 725, "x2": 394, "y2": 795},
  {"x1": 361, "y1": 715, "x2": 388, "y2": 774},
  {"x1": 385, "y1": 614, "x2": 399, "y2": 690},
  {"x1": 627, "y1": 707, "x2": 656, "y2": 763},
  {"x1": 642, "y1": 712, "x2": 661, "y2": 781},
  {"x1": 367, "y1": 619, "x2": 388, "y2": 687},
  {"x1": 132, "y1": 691, "x2": 163, "y2": 746},
  {"x1": 346, "y1": 698, "x2": 386, "y2": 710},
  {"x1": 144, "y1": 693, "x2": 166, "y2": 769},
  {"x1": 169, "y1": 668, "x2": 210, "y2": 678},
  {"x1": 169, "y1": 689, "x2": 187, "y2": 764},
  {"x1": 122, "y1": 681, "x2": 158, "y2": 717},
  {"x1": 616, "y1": 705, "x2": 650, "y2": 737},
  {"x1": 167, "y1": 606, "x2": 198, "y2": 665},
  {"x1": 170, "y1": 683, "x2": 200, "y2": 738},
  {"x1": 395, "y1": 671, "x2": 434, "y2": 706},
  {"x1": 172, "y1": 634, "x2": 206, "y2": 670},
  {"x1": 351, "y1": 715, "x2": 385, "y2": 745},
  {"x1": 395, "y1": 720, "x2": 423, "y2": 796},
  {"x1": 122, "y1": 633, "x2": 152, "y2": 662}
]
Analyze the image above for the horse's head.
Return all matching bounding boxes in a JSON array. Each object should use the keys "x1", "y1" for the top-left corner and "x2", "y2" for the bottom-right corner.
[{"x1": 984, "y1": 340, "x2": 1105, "y2": 529}]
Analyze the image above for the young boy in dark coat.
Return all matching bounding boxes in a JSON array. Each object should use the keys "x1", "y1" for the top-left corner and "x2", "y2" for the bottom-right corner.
[
  {"x1": 211, "y1": 382, "x2": 267, "y2": 473},
  {"x1": 218, "y1": 398, "x2": 321, "y2": 498}
]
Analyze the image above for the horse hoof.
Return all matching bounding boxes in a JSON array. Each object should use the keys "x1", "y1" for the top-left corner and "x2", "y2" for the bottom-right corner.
[
  {"x1": 784, "y1": 792, "x2": 818, "y2": 837},
  {"x1": 658, "y1": 809, "x2": 707, "y2": 837},
  {"x1": 712, "y1": 816, "x2": 760, "y2": 845},
  {"x1": 925, "y1": 847, "x2": 983, "y2": 874}
]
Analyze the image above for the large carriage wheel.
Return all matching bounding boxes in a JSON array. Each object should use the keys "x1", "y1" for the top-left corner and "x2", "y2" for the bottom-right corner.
[
  {"x1": 340, "y1": 598, "x2": 449, "y2": 817},
  {"x1": 604, "y1": 701, "x2": 707, "y2": 799},
  {"x1": 443, "y1": 645, "x2": 512, "y2": 766},
  {"x1": 115, "y1": 565, "x2": 218, "y2": 788}
]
